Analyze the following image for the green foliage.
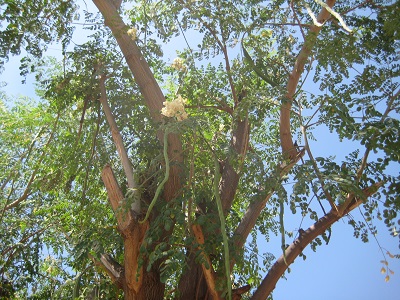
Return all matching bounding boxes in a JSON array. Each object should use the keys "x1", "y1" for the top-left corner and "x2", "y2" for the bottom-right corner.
[
  {"x1": 0, "y1": 0, "x2": 78, "y2": 75},
  {"x1": 1, "y1": 0, "x2": 399, "y2": 298}
]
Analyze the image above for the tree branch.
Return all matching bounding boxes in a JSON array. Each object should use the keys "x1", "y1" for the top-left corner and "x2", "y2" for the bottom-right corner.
[
  {"x1": 232, "y1": 149, "x2": 305, "y2": 252},
  {"x1": 338, "y1": 87, "x2": 399, "y2": 216},
  {"x1": 220, "y1": 117, "x2": 250, "y2": 213},
  {"x1": 101, "y1": 164, "x2": 134, "y2": 232},
  {"x1": 251, "y1": 181, "x2": 383, "y2": 300},
  {"x1": 92, "y1": 0, "x2": 164, "y2": 122},
  {"x1": 280, "y1": 0, "x2": 336, "y2": 159},
  {"x1": 91, "y1": 253, "x2": 124, "y2": 289},
  {"x1": 98, "y1": 73, "x2": 140, "y2": 213},
  {"x1": 301, "y1": 125, "x2": 338, "y2": 212},
  {"x1": 93, "y1": 0, "x2": 183, "y2": 203},
  {"x1": 191, "y1": 224, "x2": 221, "y2": 300},
  {"x1": 4, "y1": 112, "x2": 60, "y2": 211}
]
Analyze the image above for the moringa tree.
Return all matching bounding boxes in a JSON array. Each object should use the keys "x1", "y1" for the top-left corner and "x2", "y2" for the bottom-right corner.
[{"x1": 0, "y1": 0, "x2": 399, "y2": 299}]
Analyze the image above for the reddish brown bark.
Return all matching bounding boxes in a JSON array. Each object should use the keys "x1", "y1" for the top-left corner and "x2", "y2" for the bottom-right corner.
[
  {"x1": 93, "y1": 1, "x2": 184, "y2": 297},
  {"x1": 101, "y1": 165, "x2": 149, "y2": 297},
  {"x1": 92, "y1": 0, "x2": 183, "y2": 203},
  {"x1": 280, "y1": 0, "x2": 336, "y2": 159},
  {"x1": 192, "y1": 224, "x2": 221, "y2": 300},
  {"x1": 251, "y1": 182, "x2": 383, "y2": 300}
]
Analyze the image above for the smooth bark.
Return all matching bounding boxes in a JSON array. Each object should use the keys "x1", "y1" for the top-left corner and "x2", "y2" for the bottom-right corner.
[
  {"x1": 280, "y1": 0, "x2": 336, "y2": 159},
  {"x1": 251, "y1": 182, "x2": 383, "y2": 299}
]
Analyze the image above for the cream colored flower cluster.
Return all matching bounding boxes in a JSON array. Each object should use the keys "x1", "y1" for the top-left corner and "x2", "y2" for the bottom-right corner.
[
  {"x1": 161, "y1": 95, "x2": 188, "y2": 121},
  {"x1": 171, "y1": 57, "x2": 186, "y2": 72},
  {"x1": 127, "y1": 28, "x2": 137, "y2": 41}
]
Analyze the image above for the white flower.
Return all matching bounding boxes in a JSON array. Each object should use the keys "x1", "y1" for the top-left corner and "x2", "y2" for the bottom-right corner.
[
  {"x1": 171, "y1": 57, "x2": 186, "y2": 72},
  {"x1": 161, "y1": 95, "x2": 188, "y2": 121},
  {"x1": 127, "y1": 28, "x2": 137, "y2": 41}
]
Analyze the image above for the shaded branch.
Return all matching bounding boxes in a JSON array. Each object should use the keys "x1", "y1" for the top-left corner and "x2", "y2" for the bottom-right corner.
[
  {"x1": 192, "y1": 224, "x2": 221, "y2": 300},
  {"x1": 251, "y1": 181, "x2": 383, "y2": 300},
  {"x1": 91, "y1": 253, "x2": 124, "y2": 289},
  {"x1": 232, "y1": 149, "x2": 305, "y2": 252},
  {"x1": 1, "y1": 227, "x2": 47, "y2": 257},
  {"x1": 220, "y1": 117, "x2": 250, "y2": 213}
]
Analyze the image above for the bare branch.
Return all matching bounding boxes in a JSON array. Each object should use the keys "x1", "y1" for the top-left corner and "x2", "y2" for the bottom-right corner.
[{"x1": 98, "y1": 74, "x2": 140, "y2": 213}]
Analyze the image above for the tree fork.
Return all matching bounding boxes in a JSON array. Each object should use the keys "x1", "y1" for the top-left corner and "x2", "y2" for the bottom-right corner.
[
  {"x1": 101, "y1": 165, "x2": 149, "y2": 298},
  {"x1": 93, "y1": 0, "x2": 183, "y2": 203}
]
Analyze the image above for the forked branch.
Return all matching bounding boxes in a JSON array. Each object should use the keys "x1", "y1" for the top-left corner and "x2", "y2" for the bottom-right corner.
[{"x1": 98, "y1": 74, "x2": 140, "y2": 213}]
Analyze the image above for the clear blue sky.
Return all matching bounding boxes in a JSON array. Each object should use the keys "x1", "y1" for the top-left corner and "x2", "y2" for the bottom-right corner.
[{"x1": 1, "y1": 1, "x2": 399, "y2": 299}]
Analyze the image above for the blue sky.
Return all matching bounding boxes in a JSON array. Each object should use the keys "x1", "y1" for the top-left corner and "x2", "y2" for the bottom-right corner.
[{"x1": 1, "y1": 1, "x2": 399, "y2": 299}]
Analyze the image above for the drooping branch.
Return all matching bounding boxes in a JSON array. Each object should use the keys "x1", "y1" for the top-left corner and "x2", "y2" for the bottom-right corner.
[
  {"x1": 280, "y1": 0, "x2": 336, "y2": 159},
  {"x1": 98, "y1": 74, "x2": 140, "y2": 213},
  {"x1": 250, "y1": 181, "x2": 383, "y2": 300}
]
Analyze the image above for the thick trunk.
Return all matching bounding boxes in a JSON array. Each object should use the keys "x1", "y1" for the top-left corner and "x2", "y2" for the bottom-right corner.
[{"x1": 177, "y1": 252, "x2": 211, "y2": 300}]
